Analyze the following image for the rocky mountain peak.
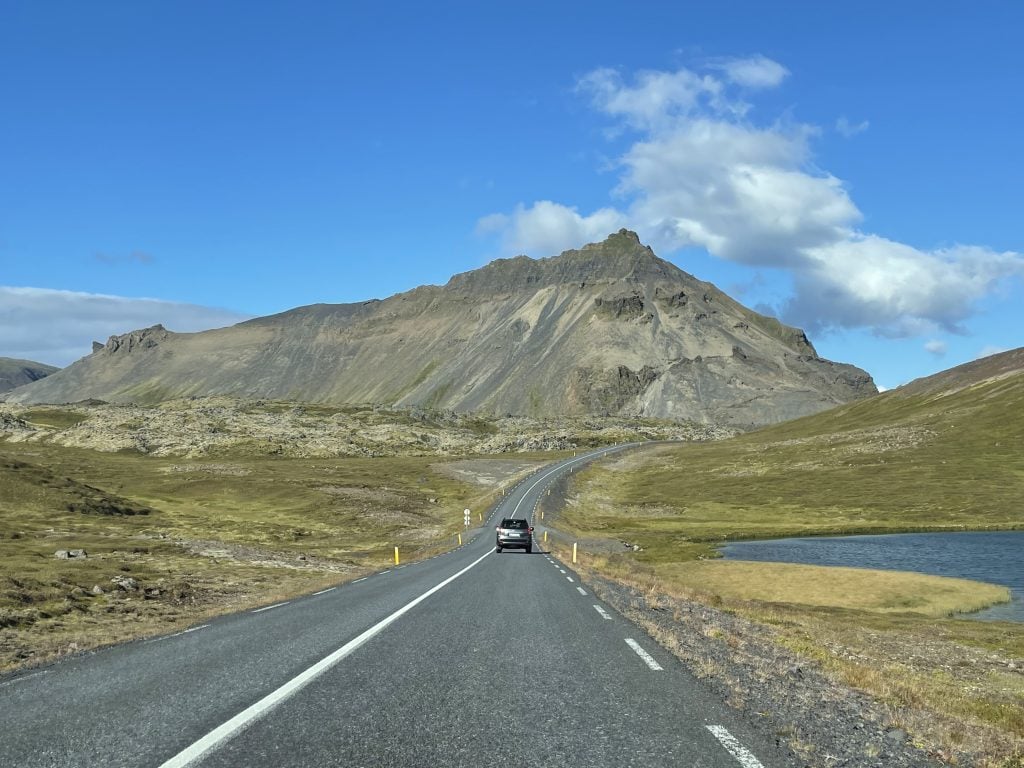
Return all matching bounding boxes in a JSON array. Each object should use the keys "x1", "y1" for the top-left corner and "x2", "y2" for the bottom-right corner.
[
  {"x1": 445, "y1": 230, "x2": 680, "y2": 294},
  {"x1": 97, "y1": 325, "x2": 171, "y2": 356}
]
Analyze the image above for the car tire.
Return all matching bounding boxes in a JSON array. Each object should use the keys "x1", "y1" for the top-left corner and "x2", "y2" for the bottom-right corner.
[
  {"x1": 526, "y1": 546, "x2": 532, "y2": 554},
  {"x1": 496, "y1": 546, "x2": 502, "y2": 553}
]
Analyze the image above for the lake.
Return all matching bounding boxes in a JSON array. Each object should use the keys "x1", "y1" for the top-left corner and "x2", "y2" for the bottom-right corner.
[{"x1": 719, "y1": 530, "x2": 1024, "y2": 621}]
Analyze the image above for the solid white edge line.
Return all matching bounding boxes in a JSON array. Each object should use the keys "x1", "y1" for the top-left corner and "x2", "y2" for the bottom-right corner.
[
  {"x1": 593, "y1": 605, "x2": 612, "y2": 620},
  {"x1": 706, "y1": 725, "x2": 765, "y2": 768},
  {"x1": 157, "y1": 548, "x2": 495, "y2": 768},
  {"x1": 0, "y1": 670, "x2": 48, "y2": 688},
  {"x1": 312, "y1": 587, "x2": 336, "y2": 596},
  {"x1": 250, "y1": 602, "x2": 289, "y2": 613},
  {"x1": 625, "y1": 638, "x2": 663, "y2": 671}
]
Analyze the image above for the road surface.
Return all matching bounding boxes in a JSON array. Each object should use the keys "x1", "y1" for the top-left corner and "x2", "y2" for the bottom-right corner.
[{"x1": 0, "y1": 445, "x2": 779, "y2": 767}]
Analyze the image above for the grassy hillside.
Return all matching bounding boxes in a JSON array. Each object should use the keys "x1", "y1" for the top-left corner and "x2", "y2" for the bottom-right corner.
[{"x1": 562, "y1": 364, "x2": 1024, "y2": 559}]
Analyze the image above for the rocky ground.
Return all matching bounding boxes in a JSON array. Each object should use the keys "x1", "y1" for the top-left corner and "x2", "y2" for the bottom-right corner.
[
  {"x1": 588, "y1": 575, "x2": 947, "y2": 768},
  {"x1": 0, "y1": 397, "x2": 733, "y2": 457}
]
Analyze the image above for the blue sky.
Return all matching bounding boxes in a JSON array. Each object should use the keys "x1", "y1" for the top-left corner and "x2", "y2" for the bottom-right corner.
[{"x1": 2, "y1": 1, "x2": 1022, "y2": 390}]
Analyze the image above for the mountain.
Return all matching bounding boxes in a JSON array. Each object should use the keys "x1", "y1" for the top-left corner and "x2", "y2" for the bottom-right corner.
[
  {"x1": 0, "y1": 358, "x2": 59, "y2": 393},
  {"x1": 5, "y1": 231, "x2": 876, "y2": 426}
]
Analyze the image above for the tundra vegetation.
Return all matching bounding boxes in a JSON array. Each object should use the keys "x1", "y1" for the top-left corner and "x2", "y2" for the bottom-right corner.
[
  {"x1": 0, "y1": 398, "x2": 702, "y2": 671},
  {"x1": 552, "y1": 368, "x2": 1024, "y2": 766}
]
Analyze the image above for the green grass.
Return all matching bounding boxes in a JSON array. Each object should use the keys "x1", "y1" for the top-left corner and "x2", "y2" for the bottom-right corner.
[{"x1": 21, "y1": 409, "x2": 90, "y2": 430}]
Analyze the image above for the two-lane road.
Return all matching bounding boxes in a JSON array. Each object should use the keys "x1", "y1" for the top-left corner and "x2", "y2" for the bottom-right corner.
[{"x1": 0, "y1": 445, "x2": 781, "y2": 767}]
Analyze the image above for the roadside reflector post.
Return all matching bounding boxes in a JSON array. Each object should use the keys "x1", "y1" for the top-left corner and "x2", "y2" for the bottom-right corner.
[
  {"x1": 394, "y1": 547, "x2": 400, "y2": 565},
  {"x1": 457, "y1": 532, "x2": 462, "y2": 546},
  {"x1": 572, "y1": 542, "x2": 578, "y2": 564},
  {"x1": 544, "y1": 531, "x2": 548, "y2": 543},
  {"x1": 478, "y1": 512, "x2": 482, "y2": 522}
]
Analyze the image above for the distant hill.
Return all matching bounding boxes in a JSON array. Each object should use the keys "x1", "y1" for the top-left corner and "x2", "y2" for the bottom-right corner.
[
  {"x1": 0, "y1": 358, "x2": 58, "y2": 394},
  {"x1": 6, "y1": 231, "x2": 876, "y2": 426},
  {"x1": 562, "y1": 345, "x2": 1024, "y2": 552}
]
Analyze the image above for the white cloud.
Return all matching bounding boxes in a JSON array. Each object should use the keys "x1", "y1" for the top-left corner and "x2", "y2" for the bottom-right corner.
[
  {"x1": 0, "y1": 287, "x2": 251, "y2": 367},
  {"x1": 836, "y1": 116, "x2": 870, "y2": 137},
  {"x1": 475, "y1": 201, "x2": 627, "y2": 258},
  {"x1": 712, "y1": 55, "x2": 790, "y2": 89},
  {"x1": 924, "y1": 339, "x2": 947, "y2": 356},
  {"x1": 477, "y1": 58, "x2": 1024, "y2": 338}
]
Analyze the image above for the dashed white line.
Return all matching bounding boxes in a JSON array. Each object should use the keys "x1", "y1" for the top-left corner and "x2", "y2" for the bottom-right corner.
[
  {"x1": 625, "y1": 638, "x2": 663, "y2": 670},
  {"x1": 576, "y1": 587, "x2": 587, "y2": 595},
  {"x1": 353, "y1": 577, "x2": 368, "y2": 583},
  {"x1": 157, "y1": 547, "x2": 495, "y2": 768},
  {"x1": 706, "y1": 725, "x2": 765, "y2": 768},
  {"x1": 312, "y1": 587, "x2": 336, "y2": 596},
  {"x1": 251, "y1": 602, "x2": 289, "y2": 613},
  {"x1": 566, "y1": 576, "x2": 574, "y2": 583},
  {"x1": 558, "y1": 569, "x2": 566, "y2": 574},
  {"x1": 593, "y1": 605, "x2": 612, "y2": 620}
]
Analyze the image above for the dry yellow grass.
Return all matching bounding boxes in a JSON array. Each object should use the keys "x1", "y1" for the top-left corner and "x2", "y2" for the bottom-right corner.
[{"x1": 655, "y1": 560, "x2": 1011, "y2": 617}]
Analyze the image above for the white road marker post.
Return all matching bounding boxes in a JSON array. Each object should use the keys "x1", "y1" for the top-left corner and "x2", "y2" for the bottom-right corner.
[{"x1": 572, "y1": 542, "x2": 578, "y2": 564}]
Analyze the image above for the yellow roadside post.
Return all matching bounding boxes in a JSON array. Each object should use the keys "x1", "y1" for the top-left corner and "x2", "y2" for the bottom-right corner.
[
  {"x1": 572, "y1": 542, "x2": 578, "y2": 564},
  {"x1": 457, "y1": 532, "x2": 462, "y2": 546},
  {"x1": 394, "y1": 546, "x2": 400, "y2": 565},
  {"x1": 544, "y1": 531, "x2": 548, "y2": 543}
]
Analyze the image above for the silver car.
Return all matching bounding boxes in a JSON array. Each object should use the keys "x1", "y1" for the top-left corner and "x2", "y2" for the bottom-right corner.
[{"x1": 495, "y1": 518, "x2": 533, "y2": 553}]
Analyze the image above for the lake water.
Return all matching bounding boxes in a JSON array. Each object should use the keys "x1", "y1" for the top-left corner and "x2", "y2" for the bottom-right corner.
[{"x1": 719, "y1": 530, "x2": 1024, "y2": 621}]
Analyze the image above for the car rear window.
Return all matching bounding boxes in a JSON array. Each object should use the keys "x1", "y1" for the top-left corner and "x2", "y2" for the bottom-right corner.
[{"x1": 501, "y1": 519, "x2": 528, "y2": 529}]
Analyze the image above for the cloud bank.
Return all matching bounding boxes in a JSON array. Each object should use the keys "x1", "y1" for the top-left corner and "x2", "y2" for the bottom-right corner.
[
  {"x1": 0, "y1": 287, "x2": 251, "y2": 367},
  {"x1": 479, "y1": 58, "x2": 1024, "y2": 338}
]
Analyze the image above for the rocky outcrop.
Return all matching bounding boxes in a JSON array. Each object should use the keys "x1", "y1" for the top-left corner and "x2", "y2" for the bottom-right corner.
[{"x1": 5, "y1": 231, "x2": 877, "y2": 427}]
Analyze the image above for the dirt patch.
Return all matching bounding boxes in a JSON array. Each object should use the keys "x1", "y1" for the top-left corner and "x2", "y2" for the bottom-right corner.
[{"x1": 431, "y1": 458, "x2": 545, "y2": 487}]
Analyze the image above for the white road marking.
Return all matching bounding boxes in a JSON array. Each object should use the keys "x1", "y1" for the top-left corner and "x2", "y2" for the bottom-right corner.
[
  {"x1": 558, "y1": 569, "x2": 566, "y2": 574},
  {"x1": 576, "y1": 587, "x2": 587, "y2": 595},
  {"x1": 706, "y1": 725, "x2": 765, "y2": 768},
  {"x1": 509, "y1": 447, "x2": 619, "y2": 517},
  {"x1": 566, "y1": 576, "x2": 574, "y2": 583},
  {"x1": 0, "y1": 670, "x2": 47, "y2": 688},
  {"x1": 593, "y1": 605, "x2": 612, "y2": 620},
  {"x1": 312, "y1": 587, "x2": 336, "y2": 596},
  {"x1": 625, "y1": 638, "x2": 663, "y2": 671},
  {"x1": 353, "y1": 577, "x2": 368, "y2": 583},
  {"x1": 146, "y1": 624, "x2": 212, "y2": 644},
  {"x1": 157, "y1": 548, "x2": 495, "y2": 768},
  {"x1": 251, "y1": 602, "x2": 289, "y2": 614}
]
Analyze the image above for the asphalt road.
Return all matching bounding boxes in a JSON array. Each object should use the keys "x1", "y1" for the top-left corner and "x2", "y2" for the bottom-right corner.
[{"x1": 0, "y1": 445, "x2": 779, "y2": 767}]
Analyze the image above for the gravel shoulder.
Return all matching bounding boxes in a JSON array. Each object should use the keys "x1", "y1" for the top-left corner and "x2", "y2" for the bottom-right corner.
[{"x1": 585, "y1": 574, "x2": 946, "y2": 768}]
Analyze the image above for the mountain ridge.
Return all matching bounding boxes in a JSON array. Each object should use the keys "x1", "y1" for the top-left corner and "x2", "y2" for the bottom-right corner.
[{"x1": 5, "y1": 231, "x2": 876, "y2": 426}]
